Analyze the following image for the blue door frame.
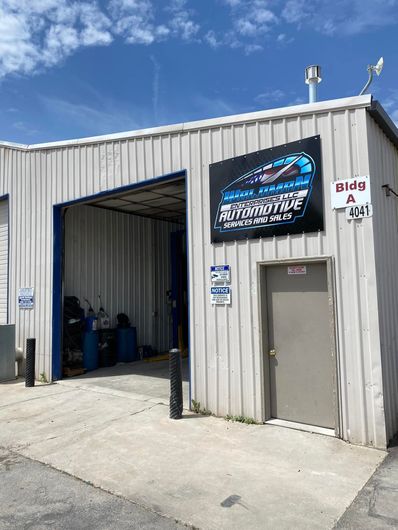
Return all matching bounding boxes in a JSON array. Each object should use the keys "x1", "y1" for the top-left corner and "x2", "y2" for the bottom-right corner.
[
  {"x1": 0, "y1": 194, "x2": 10, "y2": 324},
  {"x1": 52, "y1": 170, "x2": 190, "y2": 397},
  {"x1": 170, "y1": 230, "x2": 188, "y2": 349}
]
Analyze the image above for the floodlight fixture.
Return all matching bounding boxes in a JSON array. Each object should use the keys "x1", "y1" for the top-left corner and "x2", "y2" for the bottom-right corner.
[{"x1": 359, "y1": 57, "x2": 384, "y2": 95}]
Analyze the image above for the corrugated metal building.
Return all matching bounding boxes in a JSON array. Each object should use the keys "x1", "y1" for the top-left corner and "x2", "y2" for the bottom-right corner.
[{"x1": 0, "y1": 94, "x2": 397, "y2": 449}]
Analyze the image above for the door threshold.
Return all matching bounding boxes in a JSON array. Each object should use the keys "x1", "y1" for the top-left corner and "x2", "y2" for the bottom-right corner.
[{"x1": 265, "y1": 418, "x2": 336, "y2": 437}]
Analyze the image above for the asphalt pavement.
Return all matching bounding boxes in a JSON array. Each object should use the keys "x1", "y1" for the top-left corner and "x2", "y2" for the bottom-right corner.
[
  {"x1": 335, "y1": 445, "x2": 398, "y2": 529},
  {"x1": 0, "y1": 448, "x2": 187, "y2": 530}
]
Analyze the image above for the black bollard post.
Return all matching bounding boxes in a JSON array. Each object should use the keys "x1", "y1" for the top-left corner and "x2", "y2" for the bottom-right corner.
[
  {"x1": 25, "y1": 338, "x2": 36, "y2": 387},
  {"x1": 169, "y1": 348, "x2": 183, "y2": 419}
]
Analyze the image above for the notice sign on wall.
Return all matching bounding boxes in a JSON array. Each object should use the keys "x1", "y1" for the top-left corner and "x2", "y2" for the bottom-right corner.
[
  {"x1": 211, "y1": 265, "x2": 231, "y2": 283},
  {"x1": 210, "y1": 286, "x2": 231, "y2": 305},
  {"x1": 330, "y1": 176, "x2": 371, "y2": 209},
  {"x1": 18, "y1": 287, "x2": 34, "y2": 309},
  {"x1": 288, "y1": 265, "x2": 307, "y2": 275},
  {"x1": 209, "y1": 136, "x2": 324, "y2": 243}
]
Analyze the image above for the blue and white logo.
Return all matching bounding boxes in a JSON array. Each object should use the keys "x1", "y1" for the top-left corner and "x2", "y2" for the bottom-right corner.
[{"x1": 214, "y1": 152, "x2": 316, "y2": 233}]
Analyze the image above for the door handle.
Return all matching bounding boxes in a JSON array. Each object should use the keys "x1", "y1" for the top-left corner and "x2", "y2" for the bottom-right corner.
[{"x1": 269, "y1": 348, "x2": 276, "y2": 357}]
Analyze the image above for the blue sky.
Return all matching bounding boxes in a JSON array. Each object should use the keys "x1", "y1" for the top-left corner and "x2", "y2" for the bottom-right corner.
[{"x1": 0, "y1": 0, "x2": 397, "y2": 144}]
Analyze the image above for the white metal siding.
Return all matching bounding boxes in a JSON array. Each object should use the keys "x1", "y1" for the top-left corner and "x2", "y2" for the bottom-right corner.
[
  {"x1": 186, "y1": 109, "x2": 385, "y2": 448},
  {"x1": 0, "y1": 199, "x2": 8, "y2": 323},
  {"x1": 64, "y1": 205, "x2": 174, "y2": 352},
  {"x1": 0, "y1": 96, "x2": 388, "y2": 447},
  {"x1": 367, "y1": 115, "x2": 398, "y2": 443}
]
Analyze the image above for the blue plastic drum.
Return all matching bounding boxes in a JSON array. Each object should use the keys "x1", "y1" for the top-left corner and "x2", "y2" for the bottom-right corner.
[
  {"x1": 116, "y1": 327, "x2": 138, "y2": 363},
  {"x1": 83, "y1": 331, "x2": 99, "y2": 371}
]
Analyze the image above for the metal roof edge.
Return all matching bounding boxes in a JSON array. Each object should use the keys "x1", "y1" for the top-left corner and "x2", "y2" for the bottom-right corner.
[
  {"x1": 367, "y1": 99, "x2": 398, "y2": 149},
  {"x1": 0, "y1": 140, "x2": 29, "y2": 150},
  {"x1": 0, "y1": 95, "x2": 372, "y2": 152}
]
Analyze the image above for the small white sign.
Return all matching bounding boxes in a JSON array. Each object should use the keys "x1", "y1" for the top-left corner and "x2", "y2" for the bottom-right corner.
[
  {"x1": 18, "y1": 287, "x2": 34, "y2": 309},
  {"x1": 211, "y1": 265, "x2": 231, "y2": 283},
  {"x1": 288, "y1": 265, "x2": 307, "y2": 275},
  {"x1": 346, "y1": 203, "x2": 373, "y2": 220},
  {"x1": 211, "y1": 286, "x2": 231, "y2": 305},
  {"x1": 331, "y1": 176, "x2": 371, "y2": 209}
]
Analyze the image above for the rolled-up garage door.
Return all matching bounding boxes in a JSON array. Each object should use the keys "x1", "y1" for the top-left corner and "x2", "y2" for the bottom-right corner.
[{"x1": 0, "y1": 200, "x2": 8, "y2": 324}]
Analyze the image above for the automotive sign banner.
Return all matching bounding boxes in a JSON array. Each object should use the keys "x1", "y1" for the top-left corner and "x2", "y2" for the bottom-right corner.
[{"x1": 210, "y1": 136, "x2": 324, "y2": 243}]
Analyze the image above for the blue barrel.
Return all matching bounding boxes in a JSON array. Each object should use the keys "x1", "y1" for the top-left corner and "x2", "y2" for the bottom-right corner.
[
  {"x1": 83, "y1": 331, "x2": 99, "y2": 371},
  {"x1": 117, "y1": 327, "x2": 138, "y2": 363},
  {"x1": 85, "y1": 315, "x2": 98, "y2": 331}
]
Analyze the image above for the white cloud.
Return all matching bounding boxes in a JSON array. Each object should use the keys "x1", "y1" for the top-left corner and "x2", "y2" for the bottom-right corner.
[
  {"x1": 193, "y1": 94, "x2": 237, "y2": 116},
  {"x1": 227, "y1": 0, "x2": 278, "y2": 37},
  {"x1": 13, "y1": 120, "x2": 39, "y2": 136},
  {"x1": 288, "y1": 96, "x2": 306, "y2": 106},
  {"x1": 0, "y1": 0, "x2": 200, "y2": 80},
  {"x1": 282, "y1": 0, "x2": 398, "y2": 35},
  {"x1": 244, "y1": 43, "x2": 263, "y2": 54},
  {"x1": 255, "y1": 90, "x2": 286, "y2": 104},
  {"x1": 210, "y1": 0, "x2": 277, "y2": 53},
  {"x1": 276, "y1": 33, "x2": 293, "y2": 44},
  {"x1": 0, "y1": 0, "x2": 396, "y2": 81},
  {"x1": 165, "y1": 0, "x2": 200, "y2": 40},
  {"x1": 108, "y1": 0, "x2": 159, "y2": 44},
  {"x1": 0, "y1": 1, "x2": 113, "y2": 78},
  {"x1": 254, "y1": 90, "x2": 307, "y2": 109},
  {"x1": 204, "y1": 30, "x2": 221, "y2": 48},
  {"x1": 39, "y1": 94, "x2": 144, "y2": 135}
]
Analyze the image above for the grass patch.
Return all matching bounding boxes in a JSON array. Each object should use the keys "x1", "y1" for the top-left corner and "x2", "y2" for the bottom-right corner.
[
  {"x1": 224, "y1": 414, "x2": 259, "y2": 425},
  {"x1": 191, "y1": 399, "x2": 212, "y2": 416},
  {"x1": 39, "y1": 372, "x2": 48, "y2": 384}
]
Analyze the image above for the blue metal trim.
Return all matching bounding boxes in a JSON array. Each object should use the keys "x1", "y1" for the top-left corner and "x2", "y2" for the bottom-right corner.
[
  {"x1": 52, "y1": 205, "x2": 63, "y2": 380},
  {"x1": 170, "y1": 231, "x2": 178, "y2": 348},
  {"x1": 54, "y1": 170, "x2": 186, "y2": 209},
  {"x1": 52, "y1": 170, "x2": 187, "y2": 381},
  {"x1": 185, "y1": 174, "x2": 192, "y2": 409},
  {"x1": 0, "y1": 194, "x2": 10, "y2": 323}
]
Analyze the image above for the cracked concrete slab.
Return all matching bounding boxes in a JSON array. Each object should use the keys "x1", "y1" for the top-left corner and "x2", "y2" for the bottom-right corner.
[
  {"x1": 0, "y1": 379, "x2": 385, "y2": 530},
  {"x1": 335, "y1": 446, "x2": 398, "y2": 529}
]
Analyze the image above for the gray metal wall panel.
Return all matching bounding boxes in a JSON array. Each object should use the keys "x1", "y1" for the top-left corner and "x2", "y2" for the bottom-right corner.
[
  {"x1": 367, "y1": 114, "x2": 398, "y2": 443},
  {"x1": 0, "y1": 98, "x2": 389, "y2": 447},
  {"x1": 0, "y1": 199, "x2": 8, "y2": 324},
  {"x1": 185, "y1": 108, "x2": 385, "y2": 447},
  {"x1": 64, "y1": 205, "x2": 173, "y2": 352}
]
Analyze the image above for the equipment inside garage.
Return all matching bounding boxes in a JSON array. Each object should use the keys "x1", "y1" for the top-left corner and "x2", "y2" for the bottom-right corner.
[{"x1": 61, "y1": 177, "x2": 188, "y2": 378}]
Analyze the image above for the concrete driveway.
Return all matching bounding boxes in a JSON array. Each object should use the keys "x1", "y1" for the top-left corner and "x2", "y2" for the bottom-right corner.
[
  {"x1": 0, "y1": 447, "x2": 185, "y2": 530},
  {"x1": 0, "y1": 373, "x2": 385, "y2": 530}
]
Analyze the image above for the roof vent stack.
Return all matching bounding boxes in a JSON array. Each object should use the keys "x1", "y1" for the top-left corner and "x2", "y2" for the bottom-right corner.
[{"x1": 305, "y1": 65, "x2": 322, "y2": 103}]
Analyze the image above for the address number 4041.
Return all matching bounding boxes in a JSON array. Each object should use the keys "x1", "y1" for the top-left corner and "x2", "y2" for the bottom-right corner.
[{"x1": 346, "y1": 203, "x2": 373, "y2": 220}]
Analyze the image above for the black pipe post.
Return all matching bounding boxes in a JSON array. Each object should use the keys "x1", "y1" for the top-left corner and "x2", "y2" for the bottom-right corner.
[
  {"x1": 169, "y1": 348, "x2": 183, "y2": 419},
  {"x1": 25, "y1": 338, "x2": 36, "y2": 387}
]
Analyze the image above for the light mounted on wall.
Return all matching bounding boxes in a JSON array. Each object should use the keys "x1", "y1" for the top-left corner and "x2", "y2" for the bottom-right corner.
[
  {"x1": 382, "y1": 184, "x2": 398, "y2": 198},
  {"x1": 359, "y1": 57, "x2": 384, "y2": 95}
]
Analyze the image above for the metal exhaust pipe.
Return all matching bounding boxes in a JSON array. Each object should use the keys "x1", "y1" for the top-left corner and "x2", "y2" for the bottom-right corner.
[{"x1": 305, "y1": 65, "x2": 322, "y2": 103}]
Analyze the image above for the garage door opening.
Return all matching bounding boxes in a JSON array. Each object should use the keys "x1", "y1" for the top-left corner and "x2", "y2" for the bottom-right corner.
[{"x1": 52, "y1": 172, "x2": 189, "y2": 405}]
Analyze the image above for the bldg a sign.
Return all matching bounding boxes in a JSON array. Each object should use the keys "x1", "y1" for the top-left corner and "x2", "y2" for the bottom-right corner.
[
  {"x1": 330, "y1": 176, "x2": 371, "y2": 209},
  {"x1": 209, "y1": 136, "x2": 324, "y2": 243}
]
